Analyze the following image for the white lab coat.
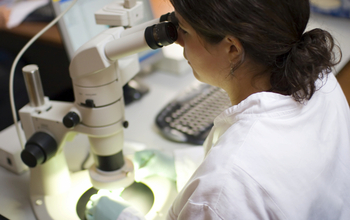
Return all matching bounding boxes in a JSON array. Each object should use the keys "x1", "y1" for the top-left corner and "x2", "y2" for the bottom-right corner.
[{"x1": 167, "y1": 73, "x2": 350, "y2": 220}]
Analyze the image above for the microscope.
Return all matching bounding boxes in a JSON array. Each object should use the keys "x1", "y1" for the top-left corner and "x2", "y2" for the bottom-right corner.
[{"x1": 18, "y1": 1, "x2": 178, "y2": 219}]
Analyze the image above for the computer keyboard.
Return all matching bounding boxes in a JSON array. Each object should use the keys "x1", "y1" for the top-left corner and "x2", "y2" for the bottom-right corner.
[{"x1": 155, "y1": 81, "x2": 231, "y2": 145}]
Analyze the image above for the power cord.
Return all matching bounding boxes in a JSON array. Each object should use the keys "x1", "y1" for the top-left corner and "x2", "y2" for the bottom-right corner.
[{"x1": 9, "y1": 0, "x2": 78, "y2": 149}]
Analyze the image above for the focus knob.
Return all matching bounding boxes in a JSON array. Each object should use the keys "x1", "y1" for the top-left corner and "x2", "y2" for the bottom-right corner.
[
  {"x1": 21, "y1": 144, "x2": 45, "y2": 167},
  {"x1": 63, "y1": 111, "x2": 80, "y2": 128},
  {"x1": 21, "y1": 132, "x2": 57, "y2": 168}
]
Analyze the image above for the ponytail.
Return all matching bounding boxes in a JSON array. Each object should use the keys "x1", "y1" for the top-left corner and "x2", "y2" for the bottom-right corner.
[{"x1": 270, "y1": 29, "x2": 341, "y2": 102}]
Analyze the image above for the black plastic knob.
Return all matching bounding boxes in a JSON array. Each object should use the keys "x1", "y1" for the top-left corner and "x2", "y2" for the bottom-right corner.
[
  {"x1": 21, "y1": 132, "x2": 58, "y2": 168},
  {"x1": 123, "y1": 121, "x2": 129, "y2": 128},
  {"x1": 21, "y1": 144, "x2": 45, "y2": 167},
  {"x1": 63, "y1": 111, "x2": 80, "y2": 128}
]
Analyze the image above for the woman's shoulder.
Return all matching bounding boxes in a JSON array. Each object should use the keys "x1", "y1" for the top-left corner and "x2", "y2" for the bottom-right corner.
[{"x1": 171, "y1": 155, "x2": 286, "y2": 220}]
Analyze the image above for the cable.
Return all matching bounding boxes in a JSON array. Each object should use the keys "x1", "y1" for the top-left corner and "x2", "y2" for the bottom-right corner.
[{"x1": 9, "y1": 0, "x2": 78, "y2": 149}]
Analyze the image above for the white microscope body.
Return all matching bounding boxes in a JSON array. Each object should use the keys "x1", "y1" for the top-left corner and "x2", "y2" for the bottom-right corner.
[{"x1": 18, "y1": 2, "x2": 178, "y2": 219}]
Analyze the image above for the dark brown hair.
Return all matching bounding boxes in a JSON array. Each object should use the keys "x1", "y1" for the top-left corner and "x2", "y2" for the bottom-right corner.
[{"x1": 170, "y1": 0, "x2": 341, "y2": 101}]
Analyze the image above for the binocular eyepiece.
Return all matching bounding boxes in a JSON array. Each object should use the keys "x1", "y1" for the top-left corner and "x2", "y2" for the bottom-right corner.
[{"x1": 145, "y1": 12, "x2": 179, "y2": 49}]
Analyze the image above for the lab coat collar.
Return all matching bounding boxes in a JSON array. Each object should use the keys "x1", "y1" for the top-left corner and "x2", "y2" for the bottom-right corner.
[{"x1": 215, "y1": 91, "x2": 302, "y2": 127}]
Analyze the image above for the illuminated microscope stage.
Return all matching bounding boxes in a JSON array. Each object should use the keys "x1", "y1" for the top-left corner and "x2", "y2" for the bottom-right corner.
[
  {"x1": 77, "y1": 175, "x2": 178, "y2": 220},
  {"x1": 31, "y1": 169, "x2": 177, "y2": 220}
]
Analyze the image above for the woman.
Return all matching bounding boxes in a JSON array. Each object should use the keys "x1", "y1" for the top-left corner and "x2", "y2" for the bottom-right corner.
[{"x1": 87, "y1": 0, "x2": 350, "y2": 219}]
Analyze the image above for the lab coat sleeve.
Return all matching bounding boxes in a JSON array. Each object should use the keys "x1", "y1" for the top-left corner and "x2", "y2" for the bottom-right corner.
[
  {"x1": 174, "y1": 147, "x2": 204, "y2": 192},
  {"x1": 117, "y1": 206, "x2": 146, "y2": 220},
  {"x1": 167, "y1": 201, "x2": 222, "y2": 220}
]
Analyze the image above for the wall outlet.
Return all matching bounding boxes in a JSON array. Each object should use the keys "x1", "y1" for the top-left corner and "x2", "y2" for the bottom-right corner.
[{"x1": 0, "y1": 124, "x2": 28, "y2": 174}]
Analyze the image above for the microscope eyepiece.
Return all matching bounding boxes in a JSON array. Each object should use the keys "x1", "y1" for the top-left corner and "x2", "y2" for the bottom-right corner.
[
  {"x1": 145, "y1": 21, "x2": 178, "y2": 49},
  {"x1": 160, "y1": 11, "x2": 178, "y2": 28}
]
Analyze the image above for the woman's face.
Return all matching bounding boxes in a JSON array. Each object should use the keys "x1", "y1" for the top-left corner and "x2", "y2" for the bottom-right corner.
[{"x1": 174, "y1": 12, "x2": 231, "y2": 87}]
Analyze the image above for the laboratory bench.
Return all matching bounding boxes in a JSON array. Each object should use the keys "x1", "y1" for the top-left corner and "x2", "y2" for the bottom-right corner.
[
  {"x1": 0, "y1": 12, "x2": 350, "y2": 220},
  {"x1": 0, "y1": 69, "x2": 198, "y2": 220}
]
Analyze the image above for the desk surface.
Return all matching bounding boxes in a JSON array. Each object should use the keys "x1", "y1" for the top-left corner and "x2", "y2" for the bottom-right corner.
[
  {"x1": 0, "y1": 70, "x2": 197, "y2": 220},
  {"x1": 1, "y1": 22, "x2": 62, "y2": 45}
]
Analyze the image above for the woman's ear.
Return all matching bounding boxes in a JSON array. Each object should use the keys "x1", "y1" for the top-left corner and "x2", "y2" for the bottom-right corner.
[{"x1": 225, "y1": 36, "x2": 244, "y2": 63}]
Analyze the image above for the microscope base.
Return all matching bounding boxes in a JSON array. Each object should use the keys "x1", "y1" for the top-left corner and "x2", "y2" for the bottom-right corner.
[
  {"x1": 142, "y1": 175, "x2": 178, "y2": 220},
  {"x1": 29, "y1": 170, "x2": 177, "y2": 220},
  {"x1": 30, "y1": 170, "x2": 92, "y2": 220}
]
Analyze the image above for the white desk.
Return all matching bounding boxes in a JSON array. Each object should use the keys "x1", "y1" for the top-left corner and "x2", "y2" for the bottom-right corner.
[
  {"x1": 0, "y1": 12, "x2": 349, "y2": 220},
  {"x1": 123, "y1": 71, "x2": 197, "y2": 151},
  {"x1": 0, "y1": 70, "x2": 197, "y2": 220}
]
